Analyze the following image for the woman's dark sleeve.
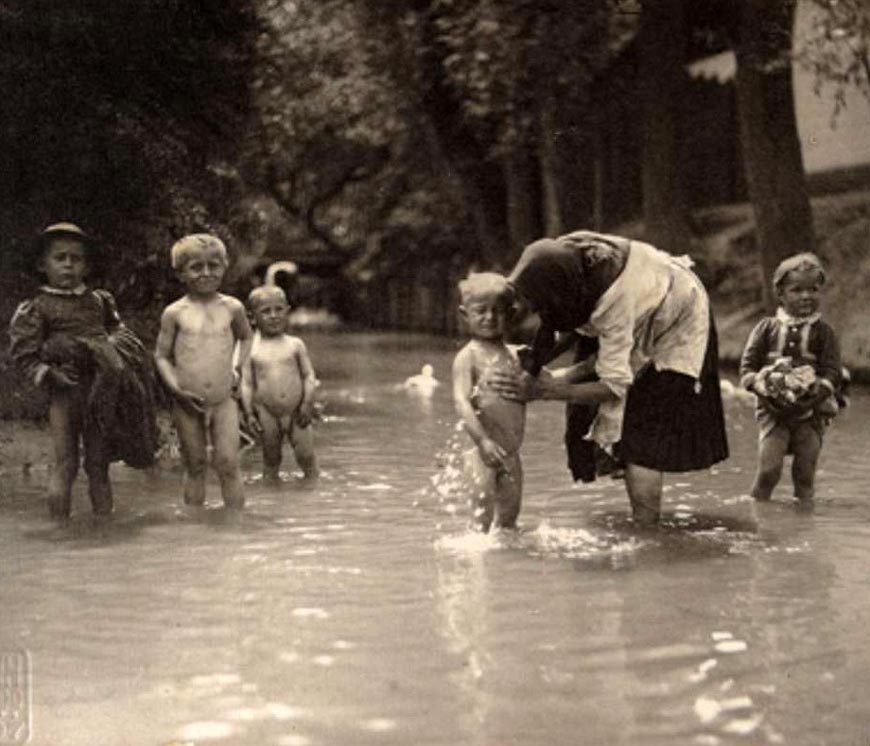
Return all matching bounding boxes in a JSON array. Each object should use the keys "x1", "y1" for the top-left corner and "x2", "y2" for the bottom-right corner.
[
  {"x1": 739, "y1": 319, "x2": 769, "y2": 390},
  {"x1": 8, "y1": 300, "x2": 51, "y2": 386},
  {"x1": 521, "y1": 322, "x2": 557, "y2": 376}
]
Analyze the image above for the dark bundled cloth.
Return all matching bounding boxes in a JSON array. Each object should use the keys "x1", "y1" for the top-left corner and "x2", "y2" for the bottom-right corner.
[{"x1": 9, "y1": 288, "x2": 159, "y2": 469}]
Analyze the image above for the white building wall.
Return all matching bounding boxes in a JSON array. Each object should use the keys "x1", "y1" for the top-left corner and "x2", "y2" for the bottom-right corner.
[{"x1": 792, "y1": 0, "x2": 870, "y2": 173}]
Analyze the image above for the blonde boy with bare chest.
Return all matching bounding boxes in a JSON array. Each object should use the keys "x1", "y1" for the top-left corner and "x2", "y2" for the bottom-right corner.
[
  {"x1": 240, "y1": 286, "x2": 318, "y2": 481},
  {"x1": 155, "y1": 234, "x2": 253, "y2": 508},
  {"x1": 452, "y1": 272, "x2": 525, "y2": 532}
]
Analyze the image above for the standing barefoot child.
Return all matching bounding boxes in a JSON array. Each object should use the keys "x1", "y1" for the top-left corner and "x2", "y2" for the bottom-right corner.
[
  {"x1": 155, "y1": 234, "x2": 253, "y2": 508},
  {"x1": 452, "y1": 273, "x2": 525, "y2": 532},
  {"x1": 239, "y1": 285, "x2": 318, "y2": 481},
  {"x1": 8, "y1": 222, "x2": 158, "y2": 518},
  {"x1": 740, "y1": 253, "x2": 843, "y2": 502}
]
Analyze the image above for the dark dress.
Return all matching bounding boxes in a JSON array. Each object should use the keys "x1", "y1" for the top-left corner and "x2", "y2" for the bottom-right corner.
[{"x1": 8, "y1": 286, "x2": 159, "y2": 468}]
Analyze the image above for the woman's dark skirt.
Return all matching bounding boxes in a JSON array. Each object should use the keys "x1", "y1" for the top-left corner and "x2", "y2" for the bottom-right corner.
[{"x1": 619, "y1": 320, "x2": 729, "y2": 473}]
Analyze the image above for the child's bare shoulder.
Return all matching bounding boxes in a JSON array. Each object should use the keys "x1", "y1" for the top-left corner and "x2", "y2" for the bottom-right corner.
[
  {"x1": 453, "y1": 341, "x2": 478, "y2": 372},
  {"x1": 217, "y1": 292, "x2": 244, "y2": 310},
  {"x1": 280, "y1": 332, "x2": 306, "y2": 346},
  {"x1": 160, "y1": 296, "x2": 189, "y2": 320}
]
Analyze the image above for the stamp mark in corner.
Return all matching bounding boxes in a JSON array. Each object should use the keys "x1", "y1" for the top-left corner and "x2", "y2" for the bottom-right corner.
[{"x1": 0, "y1": 650, "x2": 31, "y2": 745}]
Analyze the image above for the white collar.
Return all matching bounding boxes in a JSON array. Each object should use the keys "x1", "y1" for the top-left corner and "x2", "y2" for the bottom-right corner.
[
  {"x1": 40, "y1": 284, "x2": 89, "y2": 296},
  {"x1": 776, "y1": 307, "x2": 820, "y2": 326}
]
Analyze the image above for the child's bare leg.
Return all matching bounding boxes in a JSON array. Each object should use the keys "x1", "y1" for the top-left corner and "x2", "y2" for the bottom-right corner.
[
  {"x1": 82, "y1": 422, "x2": 113, "y2": 515},
  {"x1": 751, "y1": 429, "x2": 788, "y2": 500},
  {"x1": 172, "y1": 403, "x2": 207, "y2": 506},
  {"x1": 210, "y1": 398, "x2": 245, "y2": 509},
  {"x1": 791, "y1": 424, "x2": 821, "y2": 502},
  {"x1": 255, "y1": 405, "x2": 283, "y2": 481},
  {"x1": 463, "y1": 448, "x2": 496, "y2": 532},
  {"x1": 289, "y1": 420, "x2": 318, "y2": 479},
  {"x1": 493, "y1": 454, "x2": 522, "y2": 529},
  {"x1": 625, "y1": 463, "x2": 663, "y2": 525},
  {"x1": 47, "y1": 393, "x2": 80, "y2": 518}
]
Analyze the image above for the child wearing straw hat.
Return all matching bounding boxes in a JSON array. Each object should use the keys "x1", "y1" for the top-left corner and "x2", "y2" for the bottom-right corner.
[{"x1": 8, "y1": 222, "x2": 159, "y2": 517}]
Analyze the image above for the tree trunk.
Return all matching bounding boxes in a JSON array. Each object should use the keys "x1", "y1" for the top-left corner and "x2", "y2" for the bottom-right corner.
[
  {"x1": 538, "y1": 101, "x2": 564, "y2": 238},
  {"x1": 503, "y1": 141, "x2": 543, "y2": 265},
  {"x1": 734, "y1": 0, "x2": 816, "y2": 310},
  {"x1": 638, "y1": 0, "x2": 693, "y2": 251}
]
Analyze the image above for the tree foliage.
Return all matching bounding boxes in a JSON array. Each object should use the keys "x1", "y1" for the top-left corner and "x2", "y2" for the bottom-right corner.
[
  {"x1": 795, "y1": 0, "x2": 870, "y2": 120},
  {"x1": 0, "y1": 0, "x2": 258, "y2": 292},
  {"x1": 357, "y1": 1, "x2": 626, "y2": 264},
  {"x1": 239, "y1": 0, "x2": 472, "y2": 271}
]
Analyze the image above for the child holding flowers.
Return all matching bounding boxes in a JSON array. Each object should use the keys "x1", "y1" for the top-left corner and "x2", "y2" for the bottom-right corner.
[{"x1": 740, "y1": 253, "x2": 843, "y2": 502}]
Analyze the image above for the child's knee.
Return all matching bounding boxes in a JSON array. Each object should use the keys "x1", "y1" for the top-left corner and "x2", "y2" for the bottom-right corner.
[
  {"x1": 756, "y1": 463, "x2": 782, "y2": 487},
  {"x1": 185, "y1": 453, "x2": 208, "y2": 477},
  {"x1": 212, "y1": 451, "x2": 240, "y2": 480},
  {"x1": 55, "y1": 452, "x2": 79, "y2": 480}
]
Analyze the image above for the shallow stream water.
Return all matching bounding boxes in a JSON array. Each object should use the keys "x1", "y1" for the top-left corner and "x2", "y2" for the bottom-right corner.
[{"x1": 1, "y1": 332, "x2": 869, "y2": 746}]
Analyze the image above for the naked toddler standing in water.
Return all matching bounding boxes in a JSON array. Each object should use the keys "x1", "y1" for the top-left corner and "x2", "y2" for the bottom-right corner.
[
  {"x1": 452, "y1": 272, "x2": 525, "y2": 532},
  {"x1": 240, "y1": 285, "x2": 318, "y2": 481},
  {"x1": 155, "y1": 234, "x2": 253, "y2": 508}
]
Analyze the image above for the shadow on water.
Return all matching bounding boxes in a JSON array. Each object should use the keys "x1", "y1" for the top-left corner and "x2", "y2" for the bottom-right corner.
[{"x1": 15, "y1": 480, "x2": 314, "y2": 548}]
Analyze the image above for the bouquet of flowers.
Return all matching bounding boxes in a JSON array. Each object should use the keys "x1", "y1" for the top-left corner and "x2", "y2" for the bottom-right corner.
[{"x1": 753, "y1": 357, "x2": 817, "y2": 407}]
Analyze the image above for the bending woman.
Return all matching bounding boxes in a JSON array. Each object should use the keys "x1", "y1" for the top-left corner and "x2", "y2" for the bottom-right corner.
[{"x1": 495, "y1": 231, "x2": 729, "y2": 525}]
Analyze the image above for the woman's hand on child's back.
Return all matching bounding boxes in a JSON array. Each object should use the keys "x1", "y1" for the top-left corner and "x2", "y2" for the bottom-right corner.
[{"x1": 486, "y1": 368, "x2": 540, "y2": 402}]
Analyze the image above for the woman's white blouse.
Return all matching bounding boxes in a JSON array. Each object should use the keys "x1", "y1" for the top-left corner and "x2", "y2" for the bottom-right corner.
[{"x1": 578, "y1": 240, "x2": 710, "y2": 447}]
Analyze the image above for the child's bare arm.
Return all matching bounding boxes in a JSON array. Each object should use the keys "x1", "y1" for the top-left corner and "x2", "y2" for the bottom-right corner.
[
  {"x1": 452, "y1": 349, "x2": 506, "y2": 468},
  {"x1": 230, "y1": 300, "x2": 254, "y2": 384},
  {"x1": 239, "y1": 354, "x2": 260, "y2": 432},
  {"x1": 154, "y1": 306, "x2": 204, "y2": 413},
  {"x1": 295, "y1": 339, "x2": 318, "y2": 426}
]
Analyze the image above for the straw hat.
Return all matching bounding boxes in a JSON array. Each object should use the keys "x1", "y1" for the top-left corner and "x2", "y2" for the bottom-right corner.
[{"x1": 27, "y1": 221, "x2": 103, "y2": 276}]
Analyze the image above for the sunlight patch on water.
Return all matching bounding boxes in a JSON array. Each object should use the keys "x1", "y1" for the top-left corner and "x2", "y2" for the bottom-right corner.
[
  {"x1": 687, "y1": 658, "x2": 718, "y2": 683},
  {"x1": 433, "y1": 521, "x2": 644, "y2": 563},
  {"x1": 292, "y1": 607, "x2": 330, "y2": 619},
  {"x1": 224, "y1": 703, "x2": 308, "y2": 722},
  {"x1": 715, "y1": 639, "x2": 748, "y2": 653},
  {"x1": 361, "y1": 717, "x2": 398, "y2": 732},
  {"x1": 528, "y1": 520, "x2": 644, "y2": 561},
  {"x1": 177, "y1": 720, "x2": 238, "y2": 741},
  {"x1": 434, "y1": 530, "x2": 503, "y2": 555},
  {"x1": 277, "y1": 735, "x2": 312, "y2": 746}
]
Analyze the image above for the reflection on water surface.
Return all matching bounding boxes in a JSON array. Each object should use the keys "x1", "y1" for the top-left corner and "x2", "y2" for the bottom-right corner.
[{"x1": 1, "y1": 332, "x2": 869, "y2": 746}]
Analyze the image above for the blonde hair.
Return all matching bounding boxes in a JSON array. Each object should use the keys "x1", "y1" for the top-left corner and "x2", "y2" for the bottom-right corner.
[
  {"x1": 773, "y1": 252, "x2": 826, "y2": 289},
  {"x1": 248, "y1": 284, "x2": 289, "y2": 310},
  {"x1": 458, "y1": 272, "x2": 512, "y2": 306},
  {"x1": 170, "y1": 233, "x2": 228, "y2": 270}
]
